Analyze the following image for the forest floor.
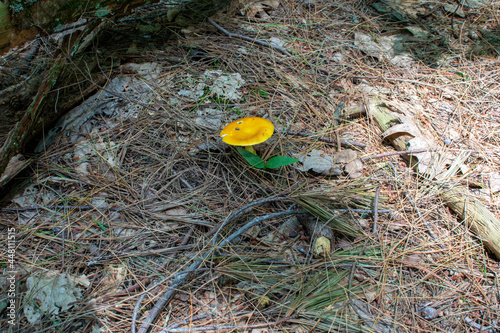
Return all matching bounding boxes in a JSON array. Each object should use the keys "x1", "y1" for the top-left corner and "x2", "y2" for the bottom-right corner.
[{"x1": 1, "y1": 0, "x2": 500, "y2": 332}]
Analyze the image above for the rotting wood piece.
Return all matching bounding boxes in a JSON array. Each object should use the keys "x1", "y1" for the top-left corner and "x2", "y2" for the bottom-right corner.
[
  {"x1": 0, "y1": 21, "x2": 107, "y2": 190},
  {"x1": 366, "y1": 96, "x2": 500, "y2": 259}
]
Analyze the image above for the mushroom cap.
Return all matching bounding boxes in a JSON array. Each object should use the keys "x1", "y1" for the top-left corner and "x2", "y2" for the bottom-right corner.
[{"x1": 220, "y1": 117, "x2": 274, "y2": 146}]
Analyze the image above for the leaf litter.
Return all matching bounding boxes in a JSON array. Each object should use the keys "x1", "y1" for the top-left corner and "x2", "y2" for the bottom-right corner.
[{"x1": 1, "y1": 0, "x2": 500, "y2": 332}]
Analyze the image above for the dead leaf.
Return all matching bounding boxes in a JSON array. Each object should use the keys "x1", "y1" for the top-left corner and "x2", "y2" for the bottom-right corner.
[
  {"x1": 241, "y1": 0, "x2": 280, "y2": 19},
  {"x1": 345, "y1": 159, "x2": 364, "y2": 178},
  {"x1": 297, "y1": 149, "x2": 337, "y2": 175},
  {"x1": 24, "y1": 271, "x2": 85, "y2": 324}
]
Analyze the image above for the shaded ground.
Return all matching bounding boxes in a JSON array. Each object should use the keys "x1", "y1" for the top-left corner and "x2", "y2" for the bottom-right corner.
[{"x1": 1, "y1": 0, "x2": 500, "y2": 332}]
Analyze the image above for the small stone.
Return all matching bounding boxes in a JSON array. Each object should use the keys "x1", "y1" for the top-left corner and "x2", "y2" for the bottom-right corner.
[
  {"x1": 421, "y1": 306, "x2": 439, "y2": 319},
  {"x1": 332, "y1": 52, "x2": 343, "y2": 63}
]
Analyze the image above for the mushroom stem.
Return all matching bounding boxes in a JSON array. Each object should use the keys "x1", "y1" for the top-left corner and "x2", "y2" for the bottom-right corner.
[{"x1": 244, "y1": 146, "x2": 257, "y2": 154}]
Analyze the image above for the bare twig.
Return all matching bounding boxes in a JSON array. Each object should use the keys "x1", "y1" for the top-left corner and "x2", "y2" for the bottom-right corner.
[
  {"x1": 164, "y1": 314, "x2": 214, "y2": 330},
  {"x1": 132, "y1": 293, "x2": 148, "y2": 333},
  {"x1": 464, "y1": 316, "x2": 495, "y2": 332},
  {"x1": 372, "y1": 186, "x2": 381, "y2": 234},
  {"x1": 283, "y1": 130, "x2": 367, "y2": 148}
]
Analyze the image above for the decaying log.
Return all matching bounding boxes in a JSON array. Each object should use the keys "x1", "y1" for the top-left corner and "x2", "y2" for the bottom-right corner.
[
  {"x1": 367, "y1": 96, "x2": 500, "y2": 259},
  {"x1": 0, "y1": 18, "x2": 107, "y2": 189}
]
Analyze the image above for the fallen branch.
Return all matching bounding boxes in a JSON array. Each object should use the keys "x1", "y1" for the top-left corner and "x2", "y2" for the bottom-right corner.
[
  {"x1": 464, "y1": 316, "x2": 495, "y2": 333},
  {"x1": 210, "y1": 196, "x2": 292, "y2": 244},
  {"x1": 131, "y1": 228, "x2": 195, "y2": 332}
]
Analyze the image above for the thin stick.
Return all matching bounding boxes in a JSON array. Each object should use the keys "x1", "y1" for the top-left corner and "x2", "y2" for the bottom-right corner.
[
  {"x1": 372, "y1": 186, "x2": 381, "y2": 234},
  {"x1": 208, "y1": 18, "x2": 291, "y2": 56},
  {"x1": 132, "y1": 293, "x2": 148, "y2": 333},
  {"x1": 464, "y1": 316, "x2": 495, "y2": 332},
  {"x1": 283, "y1": 130, "x2": 367, "y2": 148}
]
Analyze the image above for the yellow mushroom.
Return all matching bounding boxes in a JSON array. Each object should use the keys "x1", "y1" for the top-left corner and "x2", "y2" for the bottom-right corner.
[{"x1": 220, "y1": 117, "x2": 274, "y2": 154}]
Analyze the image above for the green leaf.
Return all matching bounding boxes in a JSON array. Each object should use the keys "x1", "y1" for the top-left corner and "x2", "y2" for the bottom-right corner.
[
  {"x1": 95, "y1": 6, "x2": 112, "y2": 17},
  {"x1": 265, "y1": 156, "x2": 299, "y2": 169},
  {"x1": 236, "y1": 147, "x2": 265, "y2": 169},
  {"x1": 456, "y1": 71, "x2": 471, "y2": 81}
]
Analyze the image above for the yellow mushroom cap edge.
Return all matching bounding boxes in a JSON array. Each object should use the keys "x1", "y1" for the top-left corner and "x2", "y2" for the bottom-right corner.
[{"x1": 220, "y1": 117, "x2": 274, "y2": 146}]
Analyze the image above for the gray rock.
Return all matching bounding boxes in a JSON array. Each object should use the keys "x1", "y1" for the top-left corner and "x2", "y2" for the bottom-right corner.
[{"x1": 421, "y1": 306, "x2": 439, "y2": 320}]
